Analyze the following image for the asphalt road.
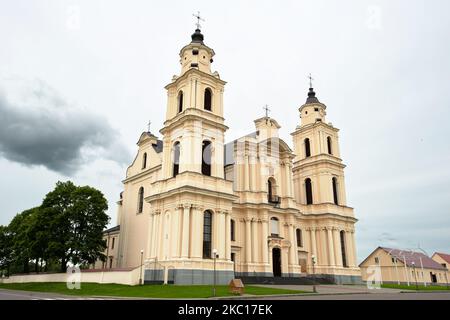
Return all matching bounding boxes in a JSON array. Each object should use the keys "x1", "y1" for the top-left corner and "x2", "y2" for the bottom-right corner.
[
  {"x1": 255, "y1": 292, "x2": 450, "y2": 300},
  {"x1": 0, "y1": 289, "x2": 112, "y2": 300}
]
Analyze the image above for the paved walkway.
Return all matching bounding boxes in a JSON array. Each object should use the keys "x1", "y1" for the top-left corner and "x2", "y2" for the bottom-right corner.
[{"x1": 254, "y1": 284, "x2": 405, "y2": 294}]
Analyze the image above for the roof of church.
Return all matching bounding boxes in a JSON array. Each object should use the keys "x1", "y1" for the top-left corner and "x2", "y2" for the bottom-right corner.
[
  {"x1": 433, "y1": 252, "x2": 450, "y2": 264},
  {"x1": 103, "y1": 225, "x2": 120, "y2": 234},
  {"x1": 379, "y1": 247, "x2": 447, "y2": 270}
]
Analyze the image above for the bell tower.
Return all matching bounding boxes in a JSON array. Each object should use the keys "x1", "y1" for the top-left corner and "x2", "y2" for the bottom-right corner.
[
  {"x1": 145, "y1": 21, "x2": 237, "y2": 285},
  {"x1": 291, "y1": 84, "x2": 350, "y2": 210}
]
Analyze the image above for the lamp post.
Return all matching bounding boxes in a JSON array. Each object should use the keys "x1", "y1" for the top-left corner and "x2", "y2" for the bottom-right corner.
[
  {"x1": 212, "y1": 248, "x2": 218, "y2": 297},
  {"x1": 311, "y1": 255, "x2": 317, "y2": 293},
  {"x1": 139, "y1": 249, "x2": 144, "y2": 285},
  {"x1": 412, "y1": 261, "x2": 418, "y2": 291}
]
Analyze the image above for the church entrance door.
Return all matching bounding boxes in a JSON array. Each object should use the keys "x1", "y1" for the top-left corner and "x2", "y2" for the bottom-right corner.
[{"x1": 272, "y1": 248, "x2": 282, "y2": 277}]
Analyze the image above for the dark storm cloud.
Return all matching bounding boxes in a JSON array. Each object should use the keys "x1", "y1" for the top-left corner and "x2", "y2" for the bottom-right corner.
[{"x1": 0, "y1": 79, "x2": 130, "y2": 175}]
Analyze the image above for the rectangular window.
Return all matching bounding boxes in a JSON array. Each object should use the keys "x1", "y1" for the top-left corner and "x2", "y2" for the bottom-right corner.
[
  {"x1": 111, "y1": 237, "x2": 115, "y2": 250},
  {"x1": 375, "y1": 257, "x2": 379, "y2": 264}
]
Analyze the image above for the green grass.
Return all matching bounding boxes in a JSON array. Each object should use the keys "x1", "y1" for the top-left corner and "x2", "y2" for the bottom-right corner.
[
  {"x1": 0, "y1": 282, "x2": 308, "y2": 298},
  {"x1": 381, "y1": 283, "x2": 450, "y2": 291}
]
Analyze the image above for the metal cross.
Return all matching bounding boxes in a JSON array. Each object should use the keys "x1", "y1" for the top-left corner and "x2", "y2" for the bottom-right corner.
[
  {"x1": 263, "y1": 104, "x2": 271, "y2": 118},
  {"x1": 147, "y1": 120, "x2": 151, "y2": 132},
  {"x1": 192, "y1": 11, "x2": 205, "y2": 29},
  {"x1": 308, "y1": 73, "x2": 314, "y2": 88}
]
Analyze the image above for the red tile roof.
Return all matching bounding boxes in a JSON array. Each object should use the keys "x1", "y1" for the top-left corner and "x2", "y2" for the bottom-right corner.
[
  {"x1": 381, "y1": 247, "x2": 447, "y2": 271},
  {"x1": 434, "y1": 252, "x2": 450, "y2": 264}
]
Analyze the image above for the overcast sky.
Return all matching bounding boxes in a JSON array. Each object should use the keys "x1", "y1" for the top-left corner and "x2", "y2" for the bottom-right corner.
[{"x1": 1, "y1": 0, "x2": 449, "y2": 262}]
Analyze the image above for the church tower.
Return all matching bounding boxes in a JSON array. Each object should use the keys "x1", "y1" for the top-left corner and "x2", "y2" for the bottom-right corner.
[
  {"x1": 144, "y1": 25, "x2": 237, "y2": 284},
  {"x1": 291, "y1": 83, "x2": 359, "y2": 277}
]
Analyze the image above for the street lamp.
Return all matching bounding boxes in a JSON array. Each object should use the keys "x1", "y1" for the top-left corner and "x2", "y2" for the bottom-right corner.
[
  {"x1": 412, "y1": 261, "x2": 418, "y2": 291},
  {"x1": 311, "y1": 255, "x2": 317, "y2": 293},
  {"x1": 139, "y1": 249, "x2": 144, "y2": 285},
  {"x1": 212, "y1": 248, "x2": 218, "y2": 297}
]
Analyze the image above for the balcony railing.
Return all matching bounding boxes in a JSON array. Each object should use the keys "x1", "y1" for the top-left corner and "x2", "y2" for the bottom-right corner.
[{"x1": 268, "y1": 195, "x2": 280, "y2": 205}]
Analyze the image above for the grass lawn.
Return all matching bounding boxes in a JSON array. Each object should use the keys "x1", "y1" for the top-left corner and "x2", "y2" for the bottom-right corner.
[
  {"x1": 0, "y1": 282, "x2": 308, "y2": 298},
  {"x1": 381, "y1": 283, "x2": 450, "y2": 291}
]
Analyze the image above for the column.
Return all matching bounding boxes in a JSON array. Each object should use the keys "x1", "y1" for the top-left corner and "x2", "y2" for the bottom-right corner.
[
  {"x1": 284, "y1": 162, "x2": 292, "y2": 197},
  {"x1": 289, "y1": 163, "x2": 295, "y2": 199},
  {"x1": 288, "y1": 224, "x2": 296, "y2": 266},
  {"x1": 261, "y1": 219, "x2": 269, "y2": 264},
  {"x1": 351, "y1": 230, "x2": 357, "y2": 267},
  {"x1": 146, "y1": 212, "x2": 154, "y2": 259},
  {"x1": 191, "y1": 206, "x2": 203, "y2": 258},
  {"x1": 181, "y1": 204, "x2": 191, "y2": 258},
  {"x1": 150, "y1": 210, "x2": 160, "y2": 258},
  {"x1": 310, "y1": 228, "x2": 317, "y2": 263},
  {"x1": 158, "y1": 210, "x2": 165, "y2": 258},
  {"x1": 245, "y1": 218, "x2": 252, "y2": 263},
  {"x1": 250, "y1": 155, "x2": 257, "y2": 191},
  {"x1": 251, "y1": 219, "x2": 257, "y2": 262},
  {"x1": 170, "y1": 207, "x2": 181, "y2": 258},
  {"x1": 219, "y1": 211, "x2": 226, "y2": 259},
  {"x1": 225, "y1": 212, "x2": 231, "y2": 260},
  {"x1": 244, "y1": 155, "x2": 250, "y2": 190},
  {"x1": 333, "y1": 228, "x2": 343, "y2": 267},
  {"x1": 327, "y1": 227, "x2": 336, "y2": 266},
  {"x1": 345, "y1": 230, "x2": 355, "y2": 267}
]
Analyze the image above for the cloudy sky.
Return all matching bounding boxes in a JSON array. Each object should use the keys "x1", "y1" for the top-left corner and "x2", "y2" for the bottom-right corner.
[{"x1": 1, "y1": 0, "x2": 449, "y2": 262}]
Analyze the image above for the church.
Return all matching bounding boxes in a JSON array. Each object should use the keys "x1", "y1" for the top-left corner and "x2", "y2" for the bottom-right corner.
[{"x1": 107, "y1": 24, "x2": 361, "y2": 285}]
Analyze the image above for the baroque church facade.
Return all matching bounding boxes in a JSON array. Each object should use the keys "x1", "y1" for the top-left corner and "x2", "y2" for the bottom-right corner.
[{"x1": 110, "y1": 27, "x2": 360, "y2": 285}]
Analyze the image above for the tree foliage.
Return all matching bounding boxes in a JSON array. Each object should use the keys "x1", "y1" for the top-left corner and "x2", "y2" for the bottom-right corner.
[{"x1": 0, "y1": 181, "x2": 109, "y2": 274}]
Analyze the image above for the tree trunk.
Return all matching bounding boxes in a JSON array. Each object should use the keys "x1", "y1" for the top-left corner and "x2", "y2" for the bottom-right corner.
[{"x1": 61, "y1": 258, "x2": 66, "y2": 272}]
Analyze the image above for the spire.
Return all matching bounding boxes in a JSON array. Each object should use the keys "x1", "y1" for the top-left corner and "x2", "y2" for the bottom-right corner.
[
  {"x1": 191, "y1": 11, "x2": 205, "y2": 44},
  {"x1": 305, "y1": 73, "x2": 320, "y2": 104}
]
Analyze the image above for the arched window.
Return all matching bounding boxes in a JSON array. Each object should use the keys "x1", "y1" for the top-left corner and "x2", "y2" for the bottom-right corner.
[
  {"x1": 178, "y1": 91, "x2": 184, "y2": 113},
  {"x1": 327, "y1": 136, "x2": 332, "y2": 155},
  {"x1": 332, "y1": 177, "x2": 339, "y2": 205},
  {"x1": 142, "y1": 152, "x2": 147, "y2": 169},
  {"x1": 204, "y1": 88, "x2": 212, "y2": 111},
  {"x1": 305, "y1": 178, "x2": 313, "y2": 205},
  {"x1": 203, "y1": 211, "x2": 213, "y2": 258},
  {"x1": 137, "y1": 187, "x2": 144, "y2": 213},
  {"x1": 230, "y1": 219, "x2": 235, "y2": 241},
  {"x1": 304, "y1": 138, "x2": 311, "y2": 157},
  {"x1": 296, "y1": 228, "x2": 303, "y2": 247},
  {"x1": 270, "y1": 217, "x2": 279, "y2": 236},
  {"x1": 340, "y1": 230, "x2": 348, "y2": 267},
  {"x1": 173, "y1": 142, "x2": 180, "y2": 177},
  {"x1": 202, "y1": 140, "x2": 212, "y2": 176}
]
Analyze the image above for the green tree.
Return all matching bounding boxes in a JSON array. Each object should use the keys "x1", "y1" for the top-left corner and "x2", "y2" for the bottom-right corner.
[
  {"x1": 0, "y1": 225, "x2": 13, "y2": 276},
  {"x1": 41, "y1": 181, "x2": 109, "y2": 271},
  {"x1": 8, "y1": 209, "x2": 36, "y2": 273}
]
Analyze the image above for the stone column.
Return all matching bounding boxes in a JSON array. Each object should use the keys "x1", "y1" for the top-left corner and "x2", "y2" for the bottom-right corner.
[
  {"x1": 327, "y1": 227, "x2": 336, "y2": 266},
  {"x1": 288, "y1": 224, "x2": 296, "y2": 266},
  {"x1": 310, "y1": 228, "x2": 317, "y2": 264},
  {"x1": 181, "y1": 204, "x2": 191, "y2": 258},
  {"x1": 158, "y1": 210, "x2": 165, "y2": 258},
  {"x1": 244, "y1": 155, "x2": 250, "y2": 190},
  {"x1": 261, "y1": 219, "x2": 269, "y2": 264},
  {"x1": 150, "y1": 210, "x2": 160, "y2": 258},
  {"x1": 250, "y1": 155, "x2": 257, "y2": 191},
  {"x1": 333, "y1": 228, "x2": 343, "y2": 267},
  {"x1": 170, "y1": 206, "x2": 181, "y2": 258},
  {"x1": 284, "y1": 162, "x2": 292, "y2": 197},
  {"x1": 225, "y1": 211, "x2": 231, "y2": 260},
  {"x1": 219, "y1": 210, "x2": 226, "y2": 259},
  {"x1": 191, "y1": 206, "x2": 203, "y2": 258},
  {"x1": 251, "y1": 219, "x2": 258, "y2": 262},
  {"x1": 351, "y1": 230, "x2": 357, "y2": 267},
  {"x1": 245, "y1": 218, "x2": 252, "y2": 263},
  {"x1": 345, "y1": 230, "x2": 354, "y2": 267},
  {"x1": 146, "y1": 211, "x2": 154, "y2": 259}
]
